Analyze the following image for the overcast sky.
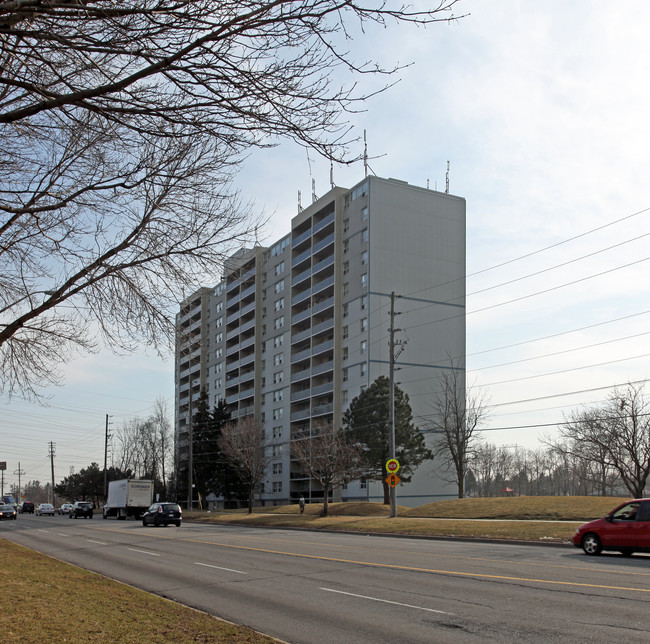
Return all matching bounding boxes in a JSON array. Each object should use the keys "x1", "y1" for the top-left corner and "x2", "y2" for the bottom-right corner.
[{"x1": 3, "y1": 0, "x2": 650, "y2": 493}]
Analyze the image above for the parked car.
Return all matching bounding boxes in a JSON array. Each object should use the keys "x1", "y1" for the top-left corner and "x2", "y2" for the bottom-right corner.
[
  {"x1": 21, "y1": 501, "x2": 34, "y2": 514},
  {"x1": 69, "y1": 501, "x2": 94, "y2": 519},
  {"x1": 0, "y1": 504, "x2": 17, "y2": 520},
  {"x1": 35, "y1": 503, "x2": 55, "y2": 516},
  {"x1": 142, "y1": 502, "x2": 182, "y2": 527},
  {"x1": 58, "y1": 503, "x2": 74, "y2": 515},
  {"x1": 572, "y1": 498, "x2": 650, "y2": 556}
]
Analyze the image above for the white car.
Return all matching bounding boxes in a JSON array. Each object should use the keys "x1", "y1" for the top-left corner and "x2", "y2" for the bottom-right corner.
[
  {"x1": 35, "y1": 503, "x2": 55, "y2": 516},
  {"x1": 58, "y1": 503, "x2": 74, "y2": 515}
]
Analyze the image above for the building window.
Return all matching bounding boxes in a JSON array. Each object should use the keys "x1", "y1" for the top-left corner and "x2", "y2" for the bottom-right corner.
[
  {"x1": 360, "y1": 295, "x2": 367, "y2": 310},
  {"x1": 361, "y1": 227, "x2": 368, "y2": 243},
  {"x1": 274, "y1": 353, "x2": 283, "y2": 366},
  {"x1": 216, "y1": 332, "x2": 223, "y2": 342},
  {"x1": 216, "y1": 301, "x2": 223, "y2": 312},
  {"x1": 361, "y1": 273, "x2": 367, "y2": 288},
  {"x1": 343, "y1": 282, "x2": 350, "y2": 297},
  {"x1": 360, "y1": 362, "x2": 367, "y2": 377},
  {"x1": 275, "y1": 261, "x2": 285, "y2": 275},
  {"x1": 343, "y1": 261, "x2": 350, "y2": 275},
  {"x1": 273, "y1": 407, "x2": 283, "y2": 420},
  {"x1": 342, "y1": 347, "x2": 349, "y2": 360},
  {"x1": 342, "y1": 390, "x2": 348, "y2": 405},
  {"x1": 215, "y1": 378, "x2": 222, "y2": 388},
  {"x1": 215, "y1": 316, "x2": 223, "y2": 327},
  {"x1": 274, "y1": 278, "x2": 285, "y2": 293},
  {"x1": 272, "y1": 445, "x2": 283, "y2": 457},
  {"x1": 273, "y1": 334, "x2": 284, "y2": 348},
  {"x1": 343, "y1": 303, "x2": 348, "y2": 318},
  {"x1": 215, "y1": 348, "x2": 222, "y2": 359},
  {"x1": 273, "y1": 371, "x2": 283, "y2": 384},
  {"x1": 272, "y1": 481, "x2": 282, "y2": 493},
  {"x1": 274, "y1": 297, "x2": 284, "y2": 311},
  {"x1": 343, "y1": 240, "x2": 349, "y2": 254},
  {"x1": 342, "y1": 367, "x2": 348, "y2": 382},
  {"x1": 361, "y1": 206, "x2": 369, "y2": 221},
  {"x1": 273, "y1": 389, "x2": 283, "y2": 402},
  {"x1": 360, "y1": 478, "x2": 367, "y2": 489},
  {"x1": 273, "y1": 462, "x2": 283, "y2": 475},
  {"x1": 342, "y1": 325, "x2": 348, "y2": 339},
  {"x1": 343, "y1": 218, "x2": 350, "y2": 232},
  {"x1": 360, "y1": 340, "x2": 367, "y2": 355},
  {"x1": 274, "y1": 315, "x2": 284, "y2": 329},
  {"x1": 360, "y1": 317, "x2": 367, "y2": 333},
  {"x1": 273, "y1": 426, "x2": 283, "y2": 439},
  {"x1": 361, "y1": 250, "x2": 368, "y2": 265}
]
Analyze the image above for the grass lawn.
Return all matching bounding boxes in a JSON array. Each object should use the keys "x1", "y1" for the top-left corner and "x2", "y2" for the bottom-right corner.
[
  {"x1": 0, "y1": 540, "x2": 277, "y2": 644},
  {"x1": 186, "y1": 495, "x2": 632, "y2": 543}
]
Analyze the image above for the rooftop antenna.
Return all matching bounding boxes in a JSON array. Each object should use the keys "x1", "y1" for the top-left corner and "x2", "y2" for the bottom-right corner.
[
  {"x1": 312, "y1": 178, "x2": 317, "y2": 203},
  {"x1": 330, "y1": 161, "x2": 335, "y2": 189},
  {"x1": 297, "y1": 190, "x2": 303, "y2": 213},
  {"x1": 364, "y1": 130, "x2": 368, "y2": 178},
  {"x1": 445, "y1": 160, "x2": 450, "y2": 194},
  {"x1": 426, "y1": 179, "x2": 430, "y2": 189}
]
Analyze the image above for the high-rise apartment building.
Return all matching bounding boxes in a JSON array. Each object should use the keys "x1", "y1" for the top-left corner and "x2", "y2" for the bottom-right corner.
[{"x1": 175, "y1": 176, "x2": 465, "y2": 507}]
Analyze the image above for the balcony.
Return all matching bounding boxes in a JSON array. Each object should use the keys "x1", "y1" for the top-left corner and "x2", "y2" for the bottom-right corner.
[
  {"x1": 292, "y1": 287, "x2": 311, "y2": 306},
  {"x1": 313, "y1": 211, "x2": 335, "y2": 234},
  {"x1": 312, "y1": 255, "x2": 334, "y2": 275},
  {"x1": 291, "y1": 408, "x2": 311, "y2": 421},
  {"x1": 291, "y1": 326, "x2": 312, "y2": 345},
  {"x1": 313, "y1": 296, "x2": 334, "y2": 315},
  {"x1": 313, "y1": 232, "x2": 334, "y2": 254},
  {"x1": 291, "y1": 346, "x2": 311, "y2": 363},
  {"x1": 291, "y1": 388, "x2": 311, "y2": 402},
  {"x1": 312, "y1": 274, "x2": 334, "y2": 295},
  {"x1": 292, "y1": 248, "x2": 311, "y2": 268},
  {"x1": 312, "y1": 338, "x2": 333, "y2": 356},
  {"x1": 312, "y1": 360, "x2": 333, "y2": 376},
  {"x1": 292, "y1": 266, "x2": 311, "y2": 287},
  {"x1": 292, "y1": 227, "x2": 312, "y2": 249},
  {"x1": 291, "y1": 367, "x2": 310, "y2": 383},
  {"x1": 312, "y1": 402, "x2": 334, "y2": 417},
  {"x1": 292, "y1": 307, "x2": 311, "y2": 324},
  {"x1": 311, "y1": 381, "x2": 333, "y2": 396}
]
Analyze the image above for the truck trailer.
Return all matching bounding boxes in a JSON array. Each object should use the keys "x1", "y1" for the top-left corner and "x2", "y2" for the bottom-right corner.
[{"x1": 103, "y1": 479, "x2": 154, "y2": 520}]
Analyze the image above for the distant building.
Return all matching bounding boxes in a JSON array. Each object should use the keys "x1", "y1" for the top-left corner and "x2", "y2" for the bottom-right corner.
[{"x1": 175, "y1": 176, "x2": 465, "y2": 507}]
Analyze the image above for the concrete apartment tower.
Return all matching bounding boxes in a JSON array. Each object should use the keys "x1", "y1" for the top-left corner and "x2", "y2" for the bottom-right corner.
[{"x1": 175, "y1": 176, "x2": 465, "y2": 507}]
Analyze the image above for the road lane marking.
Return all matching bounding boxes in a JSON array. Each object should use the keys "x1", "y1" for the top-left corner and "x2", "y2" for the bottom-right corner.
[
  {"x1": 87, "y1": 526, "x2": 650, "y2": 594},
  {"x1": 194, "y1": 562, "x2": 247, "y2": 574},
  {"x1": 57, "y1": 533, "x2": 68, "y2": 537},
  {"x1": 321, "y1": 588, "x2": 453, "y2": 615},
  {"x1": 128, "y1": 548, "x2": 159, "y2": 556},
  {"x1": 87, "y1": 540, "x2": 106, "y2": 545}
]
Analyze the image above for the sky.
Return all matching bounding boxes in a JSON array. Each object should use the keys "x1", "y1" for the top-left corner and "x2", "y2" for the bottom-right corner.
[{"x1": 3, "y1": 0, "x2": 650, "y2": 495}]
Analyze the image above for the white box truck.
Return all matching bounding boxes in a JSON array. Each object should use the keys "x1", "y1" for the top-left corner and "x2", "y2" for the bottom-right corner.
[{"x1": 103, "y1": 479, "x2": 154, "y2": 520}]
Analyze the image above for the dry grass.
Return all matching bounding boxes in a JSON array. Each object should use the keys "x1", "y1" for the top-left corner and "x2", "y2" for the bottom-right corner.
[
  {"x1": 401, "y1": 495, "x2": 631, "y2": 521},
  {"x1": 0, "y1": 540, "x2": 277, "y2": 644},
  {"x1": 187, "y1": 496, "x2": 632, "y2": 543}
]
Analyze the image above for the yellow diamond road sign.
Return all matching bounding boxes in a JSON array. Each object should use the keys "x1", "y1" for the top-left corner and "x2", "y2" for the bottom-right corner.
[{"x1": 386, "y1": 474, "x2": 401, "y2": 488}]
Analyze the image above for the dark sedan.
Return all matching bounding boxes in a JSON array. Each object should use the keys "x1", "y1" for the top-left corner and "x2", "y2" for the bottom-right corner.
[
  {"x1": 0, "y1": 504, "x2": 17, "y2": 520},
  {"x1": 142, "y1": 502, "x2": 182, "y2": 527}
]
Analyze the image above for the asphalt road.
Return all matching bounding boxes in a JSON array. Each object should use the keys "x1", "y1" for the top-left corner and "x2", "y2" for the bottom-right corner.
[{"x1": 3, "y1": 514, "x2": 650, "y2": 643}]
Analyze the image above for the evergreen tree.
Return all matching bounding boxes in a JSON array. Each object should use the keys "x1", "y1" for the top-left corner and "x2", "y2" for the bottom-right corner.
[
  {"x1": 192, "y1": 389, "x2": 246, "y2": 506},
  {"x1": 343, "y1": 376, "x2": 432, "y2": 503}
]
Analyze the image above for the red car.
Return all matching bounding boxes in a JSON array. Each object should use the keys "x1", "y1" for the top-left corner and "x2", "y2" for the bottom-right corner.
[{"x1": 572, "y1": 498, "x2": 650, "y2": 556}]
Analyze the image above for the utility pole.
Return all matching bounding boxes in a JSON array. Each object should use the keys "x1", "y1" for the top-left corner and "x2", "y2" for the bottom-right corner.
[
  {"x1": 48, "y1": 441, "x2": 56, "y2": 505},
  {"x1": 14, "y1": 462, "x2": 25, "y2": 503},
  {"x1": 388, "y1": 292, "x2": 406, "y2": 519},
  {"x1": 187, "y1": 389, "x2": 193, "y2": 511},
  {"x1": 103, "y1": 414, "x2": 111, "y2": 499}
]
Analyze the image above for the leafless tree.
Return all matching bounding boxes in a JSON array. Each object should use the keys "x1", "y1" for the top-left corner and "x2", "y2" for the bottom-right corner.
[
  {"x1": 292, "y1": 421, "x2": 366, "y2": 517},
  {"x1": 113, "y1": 398, "x2": 173, "y2": 492},
  {"x1": 554, "y1": 383, "x2": 650, "y2": 498},
  {"x1": 428, "y1": 365, "x2": 490, "y2": 498},
  {"x1": 0, "y1": 1, "x2": 464, "y2": 398},
  {"x1": 218, "y1": 416, "x2": 270, "y2": 513}
]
